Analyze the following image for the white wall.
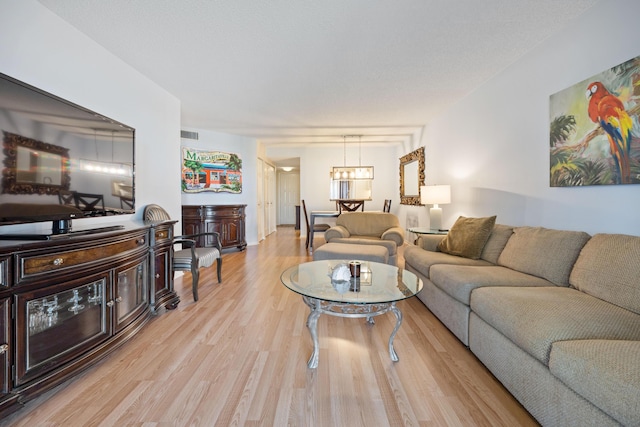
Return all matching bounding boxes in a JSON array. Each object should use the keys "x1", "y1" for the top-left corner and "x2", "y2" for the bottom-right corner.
[
  {"x1": 423, "y1": 0, "x2": 640, "y2": 236},
  {"x1": 0, "y1": 0, "x2": 181, "y2": 233},
  {"x1": 180, "y1": 128, "x2": 259, "y2": 245}
]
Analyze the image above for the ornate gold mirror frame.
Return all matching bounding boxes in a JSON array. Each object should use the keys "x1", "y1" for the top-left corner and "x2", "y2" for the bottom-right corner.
[
  {"x1": 2, "y1": 131, "x2": 71, "y2": 195},
  {"x1": 399, "y1": 146, "x2": 425, "y2": 205}
]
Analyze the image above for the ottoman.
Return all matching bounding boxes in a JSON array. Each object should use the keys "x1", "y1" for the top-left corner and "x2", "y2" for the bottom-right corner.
[{"x1": 312, "y1": 242, "x2": 390, "y2": 265}]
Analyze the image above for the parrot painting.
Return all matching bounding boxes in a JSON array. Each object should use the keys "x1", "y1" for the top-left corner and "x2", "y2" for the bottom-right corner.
[{"x1": 586, "y1": 81, "x2": 633, "y2": 184}]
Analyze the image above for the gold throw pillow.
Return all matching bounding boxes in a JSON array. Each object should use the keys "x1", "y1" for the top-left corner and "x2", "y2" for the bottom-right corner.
[{"x1": 437, "y1": 215, "x2": 497, "y2": 259}]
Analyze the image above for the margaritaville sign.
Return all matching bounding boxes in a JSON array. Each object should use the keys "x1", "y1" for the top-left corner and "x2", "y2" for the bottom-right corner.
[
  {"x1": 184, "y1": 150, "x2": 230, "y2": 163},
  {"x1": 181, "y1": 147, "x2": 242, "y2": 194}
]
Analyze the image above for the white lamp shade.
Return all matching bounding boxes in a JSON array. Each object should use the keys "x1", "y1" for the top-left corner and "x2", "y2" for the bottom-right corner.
[{"x1": 421, "y1": 185, "x2": 451, "y2": 205}]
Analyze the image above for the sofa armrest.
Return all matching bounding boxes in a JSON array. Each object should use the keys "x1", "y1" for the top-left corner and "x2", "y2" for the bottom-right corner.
[
  {"x1": 381, "y1": 226, "x2": 405, "y2": 246},
  {"x1": 325, "y1": 225, "x2": 350, "y2": 241},
  {"x1": 416, "y1": 234, "x2": 446, "y2": 251}
]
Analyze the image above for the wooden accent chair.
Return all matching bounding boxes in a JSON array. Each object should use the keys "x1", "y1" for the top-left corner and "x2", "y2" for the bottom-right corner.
[{"x1": 143, "y1": 204, "x2": 222, "y2": 301}]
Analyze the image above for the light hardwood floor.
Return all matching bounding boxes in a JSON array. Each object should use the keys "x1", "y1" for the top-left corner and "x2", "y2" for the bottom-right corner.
[{"x1": 1, "y1": 227, "x2": 539, "y2": 426}]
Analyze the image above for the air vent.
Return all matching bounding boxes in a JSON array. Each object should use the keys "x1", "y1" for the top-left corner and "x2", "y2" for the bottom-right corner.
[{"x1": 180, "y1": 130, "x2": 199, "y2": 140}]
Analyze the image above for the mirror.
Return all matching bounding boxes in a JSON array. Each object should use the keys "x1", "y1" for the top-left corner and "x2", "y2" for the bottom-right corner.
[
  {"x1": 399, "y1": 147, "x2": 425, "y2": 205},
  {"x1": 2, "y1": 132, "x2": 70, "y2": 194},
  {"x1": 329, "y1": 179, "x2": 372, "y2": 201}
]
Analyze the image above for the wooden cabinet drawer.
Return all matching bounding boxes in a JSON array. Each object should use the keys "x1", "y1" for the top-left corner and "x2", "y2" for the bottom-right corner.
[
  {"x1": 201, "y1": 206, "x2": 243, "y2": 218},
  {"x1": 154, "y1": 227, "x2": 172, "y2": 244},
  {"x1": 17, "y1": 233, "x2": 147, "y2": 280},
  {"x1": 222, "y1": 207, "x2": 242, "y2": 216}
]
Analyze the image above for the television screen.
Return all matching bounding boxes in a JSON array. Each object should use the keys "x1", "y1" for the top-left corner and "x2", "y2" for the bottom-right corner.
[{"x1": 0, "y1": 72, "x2": 135, "y2": 234}]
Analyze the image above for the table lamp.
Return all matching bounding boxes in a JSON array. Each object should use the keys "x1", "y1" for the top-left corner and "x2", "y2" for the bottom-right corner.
[{"x1": 420, "y1": 185, "x2": 451, "y2": 231}]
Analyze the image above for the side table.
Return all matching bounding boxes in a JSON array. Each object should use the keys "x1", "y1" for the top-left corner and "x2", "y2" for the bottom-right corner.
[{"x1": 407, "y1": 227, "x2": 448, "y2": 244}]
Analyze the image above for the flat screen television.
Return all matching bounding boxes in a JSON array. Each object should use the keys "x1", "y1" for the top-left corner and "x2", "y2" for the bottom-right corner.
[{"x1": 0, "y1": 72, "x2": 135, "y2": 239}]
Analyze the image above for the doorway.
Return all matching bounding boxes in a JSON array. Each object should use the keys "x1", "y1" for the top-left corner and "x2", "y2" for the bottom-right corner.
[{"x1": 277, "y1": 170, "x2": 300, "y2": 225}]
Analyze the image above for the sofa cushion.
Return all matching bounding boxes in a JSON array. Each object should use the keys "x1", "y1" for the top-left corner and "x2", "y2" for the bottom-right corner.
[
  {"x1": 497, "y1": 226, "x2": 591, "y2": 287},
  {"x1": 549, "y1": 339, "x2": 640, "y2": 427},
  {"x1": 430, "y1": 265, "x2": 553, "y2": 305},
  {"x1": 480, "y1": 224, "x2": 514, "y2": 264},
  {"x1": 470, "y1": 286, "x2": 640, "y2": 365},
  {"x1": 570, "y1": 233, "x2": 640, "y2": 315},
  {"x1": 403, "y1": 245, "x2": 492, "y2": 279},
  {"x1": 328, "y1": 236, "x2": 397, "y2": 256},
  {"x1": 437, "y1": 215, "x2": 497, "y2": 259}
]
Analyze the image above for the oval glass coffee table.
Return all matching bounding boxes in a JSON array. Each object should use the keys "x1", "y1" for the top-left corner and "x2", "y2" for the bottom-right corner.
[{"x1": 280, "y1": 260, "x2": 423, "y2": 368}]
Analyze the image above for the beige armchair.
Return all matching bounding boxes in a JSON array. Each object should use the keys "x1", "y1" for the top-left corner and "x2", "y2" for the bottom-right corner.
[{"x1": 324, "y1": 212, "x2": 405, "y2": 265}]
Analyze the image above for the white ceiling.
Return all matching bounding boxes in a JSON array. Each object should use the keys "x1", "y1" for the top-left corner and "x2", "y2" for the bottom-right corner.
[{"x1": 39, "y1": 0, "x2": 599, "y2": 152}]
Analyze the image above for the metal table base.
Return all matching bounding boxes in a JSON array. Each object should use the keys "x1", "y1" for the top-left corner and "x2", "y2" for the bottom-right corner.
[{"x1": 302, "y1": 295, "x2": 402, "y2": 369}]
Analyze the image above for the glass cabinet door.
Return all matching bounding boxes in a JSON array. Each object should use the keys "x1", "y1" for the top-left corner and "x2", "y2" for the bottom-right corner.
[
  {"x1": 16, "y1": 276, "x2": 109, "y2": 386},
  {"x1": 115, "y1": 260, "x2": 148, "y2": 332}
]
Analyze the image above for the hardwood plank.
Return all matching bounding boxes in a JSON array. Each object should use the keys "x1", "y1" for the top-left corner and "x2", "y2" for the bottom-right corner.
[{"x1": 0, "y1": 227, "x2": 538, "y2": 426}]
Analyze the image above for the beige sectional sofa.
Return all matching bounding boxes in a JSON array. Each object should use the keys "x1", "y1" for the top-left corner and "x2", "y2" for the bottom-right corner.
[
  {"x1": 324, "y1": 212, "x2": 404, "y2": 266},
  {"x1": 403, "y1": 222, "x2": 640, "y2": 427}
]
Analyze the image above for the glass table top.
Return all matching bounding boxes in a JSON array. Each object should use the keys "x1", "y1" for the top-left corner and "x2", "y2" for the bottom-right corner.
[
  {"x1": 280, "y1": 260, "x2": 423, "y2": 304},
  {"x1": 408, "y1": 227, "x2": 448, "y2": 235}
]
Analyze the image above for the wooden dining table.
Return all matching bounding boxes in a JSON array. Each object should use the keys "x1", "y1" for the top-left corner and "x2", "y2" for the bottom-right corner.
[{"x1": 309, "y1": 210, "x2": 339, "y2": 250}]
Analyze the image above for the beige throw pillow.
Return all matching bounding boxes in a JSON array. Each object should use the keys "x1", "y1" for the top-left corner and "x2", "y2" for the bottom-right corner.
[{"x1": 437, "y1": 215, "x2": 497, "y2": 259}]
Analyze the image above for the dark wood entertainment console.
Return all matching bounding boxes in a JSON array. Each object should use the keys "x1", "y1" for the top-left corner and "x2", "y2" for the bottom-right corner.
[
  {"x1": 182, "y1": 204, "x2": 247, "y2": 251},
  {"x1": 0, "y1": 220, "x2": 179, "y2": 417}
]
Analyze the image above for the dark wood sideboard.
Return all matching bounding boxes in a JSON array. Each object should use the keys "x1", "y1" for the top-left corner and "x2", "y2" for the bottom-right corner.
[
  {"x1": 182, "y1": 205, "x2": 247, "y2": 251},
  {"x1": 0, "y1": 221, "x2": 179, "y2": 417}
]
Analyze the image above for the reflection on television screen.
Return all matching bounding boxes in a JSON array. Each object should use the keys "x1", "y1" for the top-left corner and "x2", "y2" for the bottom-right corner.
[{"x1": 0, "y1": 72, "x2": 135, "y2": 234}]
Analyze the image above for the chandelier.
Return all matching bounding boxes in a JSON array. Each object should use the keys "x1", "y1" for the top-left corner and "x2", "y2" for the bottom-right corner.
[{"x1": 330, "y1": 135, "x2": 374, "y2": 180}]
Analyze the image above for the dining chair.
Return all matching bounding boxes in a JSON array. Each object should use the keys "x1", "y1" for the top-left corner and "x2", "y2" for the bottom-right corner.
[
  {"x1": 383, "y1": 199, "x2": 392, "y2": 212},
  {"x1": 58, "y1": 189, "x2": 77, "y2": 207},
  {"x1": 143, "y1": 204, "x2": 222, "y2": 301},
  {"x1": 301, "y1": 200, "x2": 331, "y2": 249},
  {"x1": 119, "y1": 196, "x2": 134, "y2": 209},
  {"x1": 73, "y1": 192, "x2": 105, "y2": 213},
  {"x1": 337, "y1": 200, "x2": 365, "y2": 212}
]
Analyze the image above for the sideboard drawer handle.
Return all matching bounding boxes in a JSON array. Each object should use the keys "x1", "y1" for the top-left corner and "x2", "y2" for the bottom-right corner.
[
  {"x1": 53, "y1": 258, "x2": 64, "y2": 266},
  {"x1": 137, "y1": 238, "x2": 145, "y2": 245},
  {"x1": 0, "y1": 344, "x2": 8, "y2": 355}
]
